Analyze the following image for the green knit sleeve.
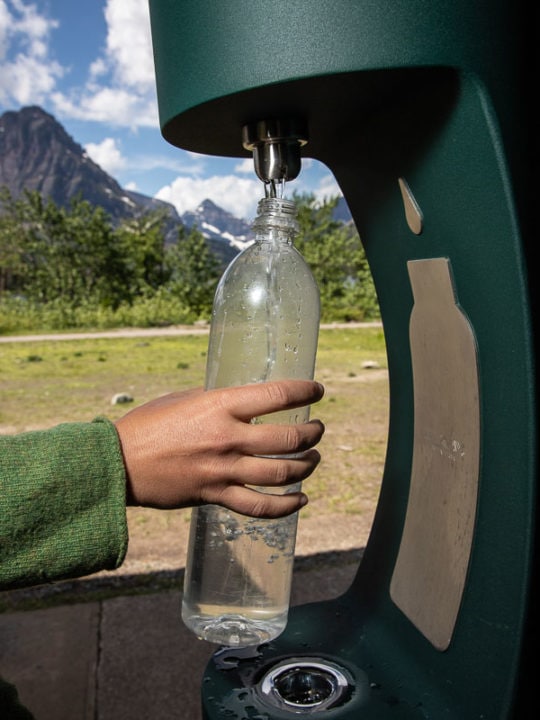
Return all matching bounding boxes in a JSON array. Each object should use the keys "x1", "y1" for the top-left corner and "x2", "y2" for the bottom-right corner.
[{"x1": 0, "y1": 418, "x2": 128, "y2": 590}]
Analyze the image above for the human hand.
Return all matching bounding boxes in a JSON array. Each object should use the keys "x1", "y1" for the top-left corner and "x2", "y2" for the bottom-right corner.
[{"x1": 114, "y1": 380, "x2": 325, "y2": 518}]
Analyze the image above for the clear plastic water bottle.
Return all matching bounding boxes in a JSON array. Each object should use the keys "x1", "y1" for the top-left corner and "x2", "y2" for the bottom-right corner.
[{"x1": 181, "y1": 195, "x2": 320, "y2": 647}]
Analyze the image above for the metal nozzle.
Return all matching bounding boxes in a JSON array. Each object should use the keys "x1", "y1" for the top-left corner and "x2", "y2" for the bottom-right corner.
[{"x1": 242, "y1": 119, "x2": 308, "y2": 190}]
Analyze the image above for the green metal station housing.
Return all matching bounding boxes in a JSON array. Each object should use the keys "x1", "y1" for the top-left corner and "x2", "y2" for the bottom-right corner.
[{"x1": 148, "y1": 1, "x2": 535, "y2": 717}]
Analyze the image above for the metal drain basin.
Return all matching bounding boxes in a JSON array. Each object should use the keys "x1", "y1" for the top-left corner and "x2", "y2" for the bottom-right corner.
[{"x1": 256, "y1": 657, "x2": 352, "y2": 713}]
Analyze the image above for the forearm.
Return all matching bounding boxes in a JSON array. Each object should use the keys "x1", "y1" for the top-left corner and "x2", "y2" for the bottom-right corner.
[{"x1": 0, "y1": 418, "x2": 128, "y2": 590}]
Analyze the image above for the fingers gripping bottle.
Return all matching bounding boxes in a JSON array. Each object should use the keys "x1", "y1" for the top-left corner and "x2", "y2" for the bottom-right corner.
[{"x1": 181, "y1": 196, "x2": 320, "y2": 647}]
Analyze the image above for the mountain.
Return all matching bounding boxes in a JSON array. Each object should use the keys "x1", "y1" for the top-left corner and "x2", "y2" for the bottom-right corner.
[
  {"x1": 0, "y1": 106, "x2": 241, "y2": 264},
  {"x1": 181, "y1": 199, "x2": 253, "y2": 252},
  {"x1": 0, "y1": 106, "x2": 146, "y2": 223},
  {"x1": 0, "y1": 106, "x2": 352, "y2": 266}
]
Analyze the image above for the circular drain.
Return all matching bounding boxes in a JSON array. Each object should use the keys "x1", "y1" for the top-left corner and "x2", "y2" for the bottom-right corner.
[{"x1": 256, "y1": 657, "x2": 352, "y2": 713}]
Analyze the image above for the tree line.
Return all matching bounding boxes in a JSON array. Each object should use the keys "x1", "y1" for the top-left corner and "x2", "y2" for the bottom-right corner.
[{"x1": 0, "y1": 187, "x2": 379, "y2": 333}]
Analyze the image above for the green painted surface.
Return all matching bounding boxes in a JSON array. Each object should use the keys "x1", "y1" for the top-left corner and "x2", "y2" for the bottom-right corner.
[{"x1": 148, "y1": 2, "x2": 534, "y2": 717}]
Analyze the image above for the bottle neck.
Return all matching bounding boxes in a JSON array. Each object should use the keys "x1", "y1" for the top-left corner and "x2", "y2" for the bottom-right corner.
[{"x1": 252, "y1": 197, "x2": 299, "y2": 244}]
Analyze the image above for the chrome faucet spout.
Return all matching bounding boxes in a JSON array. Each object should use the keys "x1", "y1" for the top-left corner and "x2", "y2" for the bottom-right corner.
[{"x1": 242, "y1": 119, "x2": 308, "y2": 190}]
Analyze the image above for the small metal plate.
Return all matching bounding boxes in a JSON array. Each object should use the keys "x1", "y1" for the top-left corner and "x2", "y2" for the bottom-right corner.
[
  {"x1": 398, "y1": 177, "x2": 424, "y2": 235},
  {"x1": 390, "y1": 258, "x2": 480, "y2": 650}
]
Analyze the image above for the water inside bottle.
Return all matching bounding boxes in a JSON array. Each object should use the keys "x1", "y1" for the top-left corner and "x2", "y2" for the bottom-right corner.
[
  {"x1": 181, "y1": 196, "x2": 320, "y2": 647},
  {"x1": 182, "y1": 501, "x2": 299, "y2": 646}
]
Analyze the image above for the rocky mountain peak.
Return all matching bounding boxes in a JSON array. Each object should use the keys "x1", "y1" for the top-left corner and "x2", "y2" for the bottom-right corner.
[
  {"x1": 0, "y1": 106, "x2": 350, "y2": 267},
  {"x1": 182, "y1": 198, "x2": 253, "y2": 251},
  {"x1": 0, "y1": 105, "x2": 139, "y2": 222},
  {"x1": 0, "y1": 106, "x2": 244, "y2": 263}
]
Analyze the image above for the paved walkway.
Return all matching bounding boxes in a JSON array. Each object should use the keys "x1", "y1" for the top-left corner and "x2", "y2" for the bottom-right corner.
[{"x1": 0, "y1": 551, "x2": 361, "y2": 720}]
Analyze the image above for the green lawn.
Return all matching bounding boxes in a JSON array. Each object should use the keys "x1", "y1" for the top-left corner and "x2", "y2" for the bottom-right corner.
[{"x1": 0, "y1": 326, "x2": 389, "y2": 516}]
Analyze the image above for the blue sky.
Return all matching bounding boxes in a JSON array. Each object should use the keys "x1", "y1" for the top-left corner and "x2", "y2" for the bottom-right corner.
[{"x1": 0, "y1": 0, "x2": 341, "y2": 220}]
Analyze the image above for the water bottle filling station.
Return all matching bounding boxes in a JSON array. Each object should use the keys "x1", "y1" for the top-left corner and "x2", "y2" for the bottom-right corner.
[{"x1": 148, "y1": 3, "x2": 535, "y2": 716}]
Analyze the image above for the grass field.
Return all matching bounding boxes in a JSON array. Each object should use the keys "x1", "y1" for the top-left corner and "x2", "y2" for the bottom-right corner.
[{"x1": 0, "y1": 326, "x2": 389, "y2": 545}]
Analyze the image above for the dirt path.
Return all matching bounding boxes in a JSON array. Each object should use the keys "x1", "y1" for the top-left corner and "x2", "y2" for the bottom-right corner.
[
  {"x1": 0, "y1": 325, "x2": 210, "y2": 343},
  {"x1": 0, "y1": 322, "x2": 381, "y2": 343}
]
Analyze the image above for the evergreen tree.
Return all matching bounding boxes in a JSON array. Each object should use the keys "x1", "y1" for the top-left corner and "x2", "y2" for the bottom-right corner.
[
  {"x1": 293, "y1": 193, "x2": 379, "y2": 321},
  {"x1": 0, "y1": 189, "x2": 130, "y2": 308},
  {"x1": 115, "y1": 211, "x2": 168, "y2": 296},
  {"x1": 0, "y1": 189, "x2": 25, "y2": 294},
  {"x1": 165, "y1": 225, "x2": 221, "y2": 318},
  {"x1": 0, "y1": 188, "x2": 380, "y2": 330}
]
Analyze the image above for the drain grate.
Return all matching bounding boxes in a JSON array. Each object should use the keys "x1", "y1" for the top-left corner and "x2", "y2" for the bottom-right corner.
[{"x1": 256, "y1": 657, "x2": 352, "y2": 713}]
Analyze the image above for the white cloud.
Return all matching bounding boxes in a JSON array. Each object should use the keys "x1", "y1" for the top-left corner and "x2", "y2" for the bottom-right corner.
[
  {"x1": 234, "y1": 158, "x2": 254, "y2": 174},
  {"x1": 0, "y1": 0, "x2": 63, "y2": 105},
  {"x1": 85, "y1": 137, "x2": 126, "y2": 174},
  {"x1": 102, "y1": 0, "x2": 155, "y2": 91},
  {"x1": 0, "y1": 0, "x2": 158, "y2": 127},
  {"x1": 232, "y1": 156, "x2": 342, "y2": 205},
  {"x1": 52, "y1": 85, "x2": 157, "y2": 129},
  {"x1": 129, "y1": 151, "x2": 206, "y2": 177},
  {"x1": 155, "y1": 175, "x2": 263, "y2": 219},
  {"x1": 155, "y1": 160, "x2": 343, "y2": 220},
  {"x1": 313, "y1": 172, "x2": 342, "y2": 202},
  {"x1": 0, "y1": 3, "x2": 9, "y2": 61},
  {"x1": 50, "y1": 0, "x2": 157, "y2": 128},
  {"x1": 89, "y1": 56, "x2": 108, "y2": 81},
  {"x1": 1, "y1": 53, "x2": 62, "y2": 105}
]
